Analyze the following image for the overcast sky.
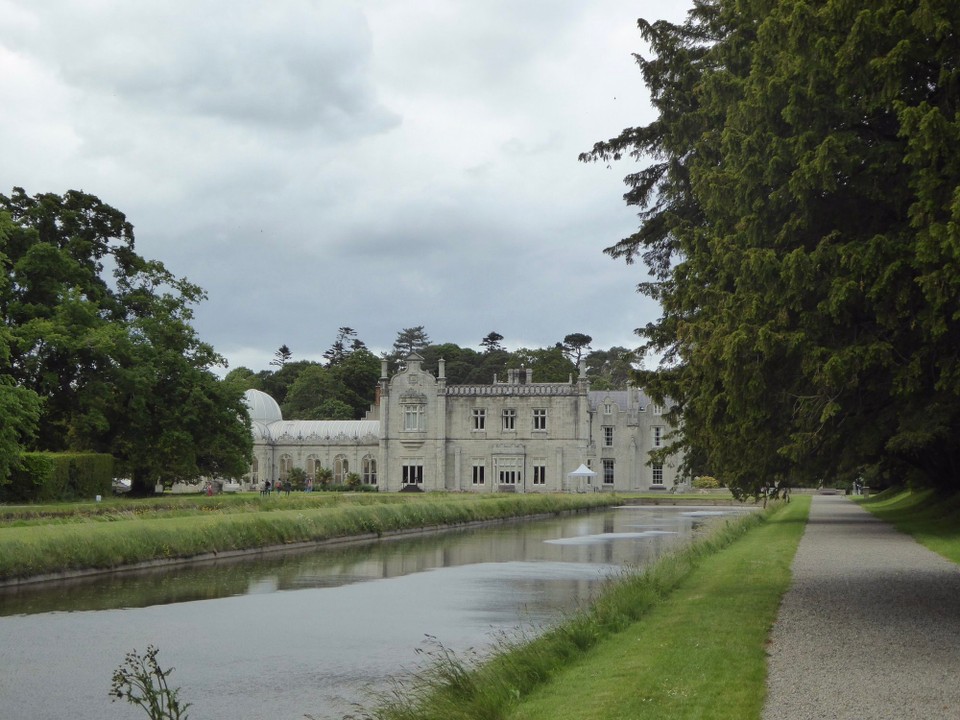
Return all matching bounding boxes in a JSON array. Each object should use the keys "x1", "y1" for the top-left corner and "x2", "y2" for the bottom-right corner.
[{"x1": 0, "y1": 1, "x2": 690, "y2": 374}]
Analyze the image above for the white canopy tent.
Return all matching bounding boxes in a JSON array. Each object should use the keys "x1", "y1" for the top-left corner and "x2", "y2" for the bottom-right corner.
[{"x1": 567, "y1": 463, "x2": 597, "y2": 493}]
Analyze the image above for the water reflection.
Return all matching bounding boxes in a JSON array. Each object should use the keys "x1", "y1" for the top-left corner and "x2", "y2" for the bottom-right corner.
[
  {"x1": 0, "y1": 505, "x2": 750, "y2": 720},
  {"x1": 0, "y1": 506, "x2": 739, "y2": 617}
]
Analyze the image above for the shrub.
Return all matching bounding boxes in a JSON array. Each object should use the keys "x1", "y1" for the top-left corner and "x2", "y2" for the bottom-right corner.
[
  {"x1": 693, "y1": 475, "x2": 721, "y2": 489},
  {"x1": 316, "y1": 467, "x2": 333, "y2": 489},
  {"x1": 1, "y1": 453, "x2": 55, "y2": 502},
  {"x1": 287, "y1": 467, "x2": 307, "y2": 490},
  {"x1": 0, "y1": 452, "x2": 112, "y2": 502}
]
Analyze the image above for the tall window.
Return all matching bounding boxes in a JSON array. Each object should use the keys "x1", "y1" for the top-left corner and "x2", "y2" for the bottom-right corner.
[
  {"x1": 306, "y1": 456, "x2": 319, "y2": 480},
  {"x1": 403, "y1": 403, "x2": 425, "y2": 431},
  {"x1": 249, "y1": 457, "x2": 259, "y2": 484},
  {"x1": 532, "y1": 462, "x2": 547, "y2": 486},
  {"x1": 472, "y1": 408, "x2": 486, "y2": 431},
  {"x1": 334, "y1": 455, "x2": 349, "y2": 484},
  {"x1": 603, "y1": 426, "x2": 614, "y2": 447},
  {"x1": 279, "y1": 455, "x2": 293, "y2": 480},
  {"x1": 652, "y1": 463, "x2": 664, "y2": 485},
  {"x1": 502, "y1": 408, "x2": 516, "y2": 431},
  {"x1": 603, "y1": 458, "x2": 615, "y2": 485},
  {"x1": 402, "y1": 463, "x2": 423, "y2": 485},
  {"x1": 496, "y1": 456, "x2": 521, "y2": 485},
  {"x1": 362, "y1": 456, "x2": 377, "y2": 485},
  {"x1": 472, "y1": 460, "x2": 485, "y2": 485},
  {"x1": 533, "y1": 408, "x2": 547, "y2": 431},
  {"x1": 653, "y1": 426, "x2": 663, "y2": 447},
  {"x1": 499, "y1": 469, "x2": 519, "y2": 485}
]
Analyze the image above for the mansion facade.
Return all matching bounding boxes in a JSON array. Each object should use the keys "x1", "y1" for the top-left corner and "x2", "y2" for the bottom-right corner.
[{"x1": 243, "y1": 353, "x2": 679, "y2": 493}]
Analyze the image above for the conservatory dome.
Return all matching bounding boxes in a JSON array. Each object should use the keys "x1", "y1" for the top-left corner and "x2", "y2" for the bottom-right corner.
[{"x1": 243, "y1": 389, "x2": 283, "y2": 425}]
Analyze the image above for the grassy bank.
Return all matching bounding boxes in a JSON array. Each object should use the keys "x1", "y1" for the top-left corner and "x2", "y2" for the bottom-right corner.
[
  {"x1": 0, "y1": 491, "x2": 414, "y2": 526},
  {"x1": 858, "y1": 489, "x2": 960, "y2": 563},
  {"x1": 361, "y1": 497, "x2": 809, "y2": 720},
  {"x1": 0, "y1": 493, "x2": 616, "y2": 582}
]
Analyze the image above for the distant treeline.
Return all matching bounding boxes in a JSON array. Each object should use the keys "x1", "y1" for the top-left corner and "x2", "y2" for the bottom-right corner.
[{"x1": 223, "y1": 327, "x2": 641, "y2": 421}]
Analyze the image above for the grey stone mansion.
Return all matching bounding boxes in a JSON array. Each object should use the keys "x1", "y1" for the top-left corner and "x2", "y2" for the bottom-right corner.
[{"x1": 243, "y1": 352, "x2": 678, "y2": 493}]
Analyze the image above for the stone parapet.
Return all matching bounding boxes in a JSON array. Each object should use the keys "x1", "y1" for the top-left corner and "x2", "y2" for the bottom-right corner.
[{"x1": 444, "y1": 384, "x2": 579, "y2": 397}]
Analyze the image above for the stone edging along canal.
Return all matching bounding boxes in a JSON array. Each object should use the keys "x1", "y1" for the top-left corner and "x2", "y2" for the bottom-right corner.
[
  {"x1": 0, "y1": 496, "x2": 750, "y2": 590},
  {"x1": 0, "y1": 507, "x2": 597, "y2": 590}
]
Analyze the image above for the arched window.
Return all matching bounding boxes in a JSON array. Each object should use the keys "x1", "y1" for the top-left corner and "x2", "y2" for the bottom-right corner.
[
  {"x1": 279, "y1": 455, "x2": 293, "y2": 480},
  {"x1": 334, "y1": 455, "x2": 349, "y2": 484},
  {"x1": 306, "y1": 456, "x2": 319, "y2": 480},
  {"x1": 249, "y1": 457, "x2": 259, "y2": 484},
  {"x1": 362, "y1": 456, "x2": 377, "y2": 485}
]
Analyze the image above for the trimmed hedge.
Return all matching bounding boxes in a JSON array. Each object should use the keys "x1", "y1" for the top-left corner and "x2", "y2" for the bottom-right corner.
[
  {"x1": 0, "y1": 453, "x2": 113, "y2": 503},
  {"x1": 693, "y1": 475, "x2": 721, "y2": 489}
]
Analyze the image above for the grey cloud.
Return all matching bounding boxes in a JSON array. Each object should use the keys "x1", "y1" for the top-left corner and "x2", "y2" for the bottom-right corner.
[
  {"x1": 7, "y1": 1, "x2": 399, "y2": 136},
  {"x1": 0, "y1": 0, "x2": 686, "y2": 374}
]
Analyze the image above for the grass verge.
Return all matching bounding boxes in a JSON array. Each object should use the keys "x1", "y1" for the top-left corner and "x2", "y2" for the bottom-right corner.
[
  {"x1": 360, "y1": 497, "x2": 809, "y2": 720},
  {"x1": 0, "y1": 493, "x2": 616, "y2": 582},
  {"x1": 857, "y1": 488, "x2": 960, "y2": 563}
]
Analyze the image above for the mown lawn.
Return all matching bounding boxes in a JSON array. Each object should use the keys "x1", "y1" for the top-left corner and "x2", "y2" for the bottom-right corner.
[
  {"x1": 364, "y1": 497, "x2": 809, "y2": 720},
  {"x1": 857, "y1": 488, "x2": 960, "y2": 563},
  {"x1": 505, "y1": 498, "x2": 808, "y2": 720}
]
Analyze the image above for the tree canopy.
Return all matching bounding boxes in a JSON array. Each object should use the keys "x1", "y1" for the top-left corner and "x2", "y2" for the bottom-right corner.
[
  {"x1": 391, "y1": 326, "x2": 431, "y2": 363},
  {"x1": 510, "y1": 346, "x2": 577, "y2": 383},
  {"x1": 270, "y1": 344, "x2": 292, "y2": 368},
  {"x1": 323, "y1": 327, "x2": 366, "y2": 366},
  {"x1": 560, "y1": 333, "x2": 593, "y2": 366},
  {"x1": 0, "y1": 189, "x2": 251, "y2": 492},
  {"x1": 583, "y1": 0, "x2": 960, "y2": 493},
  {"x1": 480, "y1": 331, "x2": 505, "y2": 353},
  {"x1": 229, "y1": 329, "x2": 641, "y2": 422}
]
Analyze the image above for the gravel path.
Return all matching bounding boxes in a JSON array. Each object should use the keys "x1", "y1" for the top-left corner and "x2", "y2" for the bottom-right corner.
[{"x1": 763, "y1": 494, "x2": 960, "y2": 720}]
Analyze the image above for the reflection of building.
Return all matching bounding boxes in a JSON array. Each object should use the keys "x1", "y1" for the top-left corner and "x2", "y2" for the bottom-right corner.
[{"x1": 244, "y1": 353, "x2": 678, "y2": 492}]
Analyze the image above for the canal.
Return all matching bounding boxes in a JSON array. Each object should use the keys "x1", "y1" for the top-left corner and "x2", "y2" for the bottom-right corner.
[{"x1": 0, "y1": 504, "x2": 747, "y2": 719}]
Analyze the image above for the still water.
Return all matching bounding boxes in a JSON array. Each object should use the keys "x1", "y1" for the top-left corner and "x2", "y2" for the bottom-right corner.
[{"x1": 0, "y1": 505, "x2": 746, "y2": 720}]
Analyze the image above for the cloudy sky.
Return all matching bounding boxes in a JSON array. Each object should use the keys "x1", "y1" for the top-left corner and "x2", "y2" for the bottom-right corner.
[{"x1": 0, "y1": 1, "x2": 690, "y2": 373}]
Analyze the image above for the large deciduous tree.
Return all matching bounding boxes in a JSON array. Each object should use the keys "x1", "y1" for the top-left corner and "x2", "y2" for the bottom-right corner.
[
  {"x1": 586, "y1": 346, "x2": 639, "y2": 390},
  {"x1": 0, "y1": 214, "x2": 42, "y2": 480},
  {"x1": 0, "y1": 188, "x2": 251, "y2": 492},
  {"x1": 283, "y1": 348, "x2": 379, "y2": 420},
  {"x1": 510, "y1": 347, "x2": 577, "y2": 383},
  {"x1": 584, "y1": 1, "x2": 960, "y2": 493}
]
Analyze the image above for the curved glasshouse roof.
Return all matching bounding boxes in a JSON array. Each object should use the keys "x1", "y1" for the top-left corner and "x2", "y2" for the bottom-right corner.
[
  {"x1": 243, "y1": 389, "x2": 379, "y2": 443},
  {"x1": 243, "y1": 389, "x2": 283, "y2": 425}
]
